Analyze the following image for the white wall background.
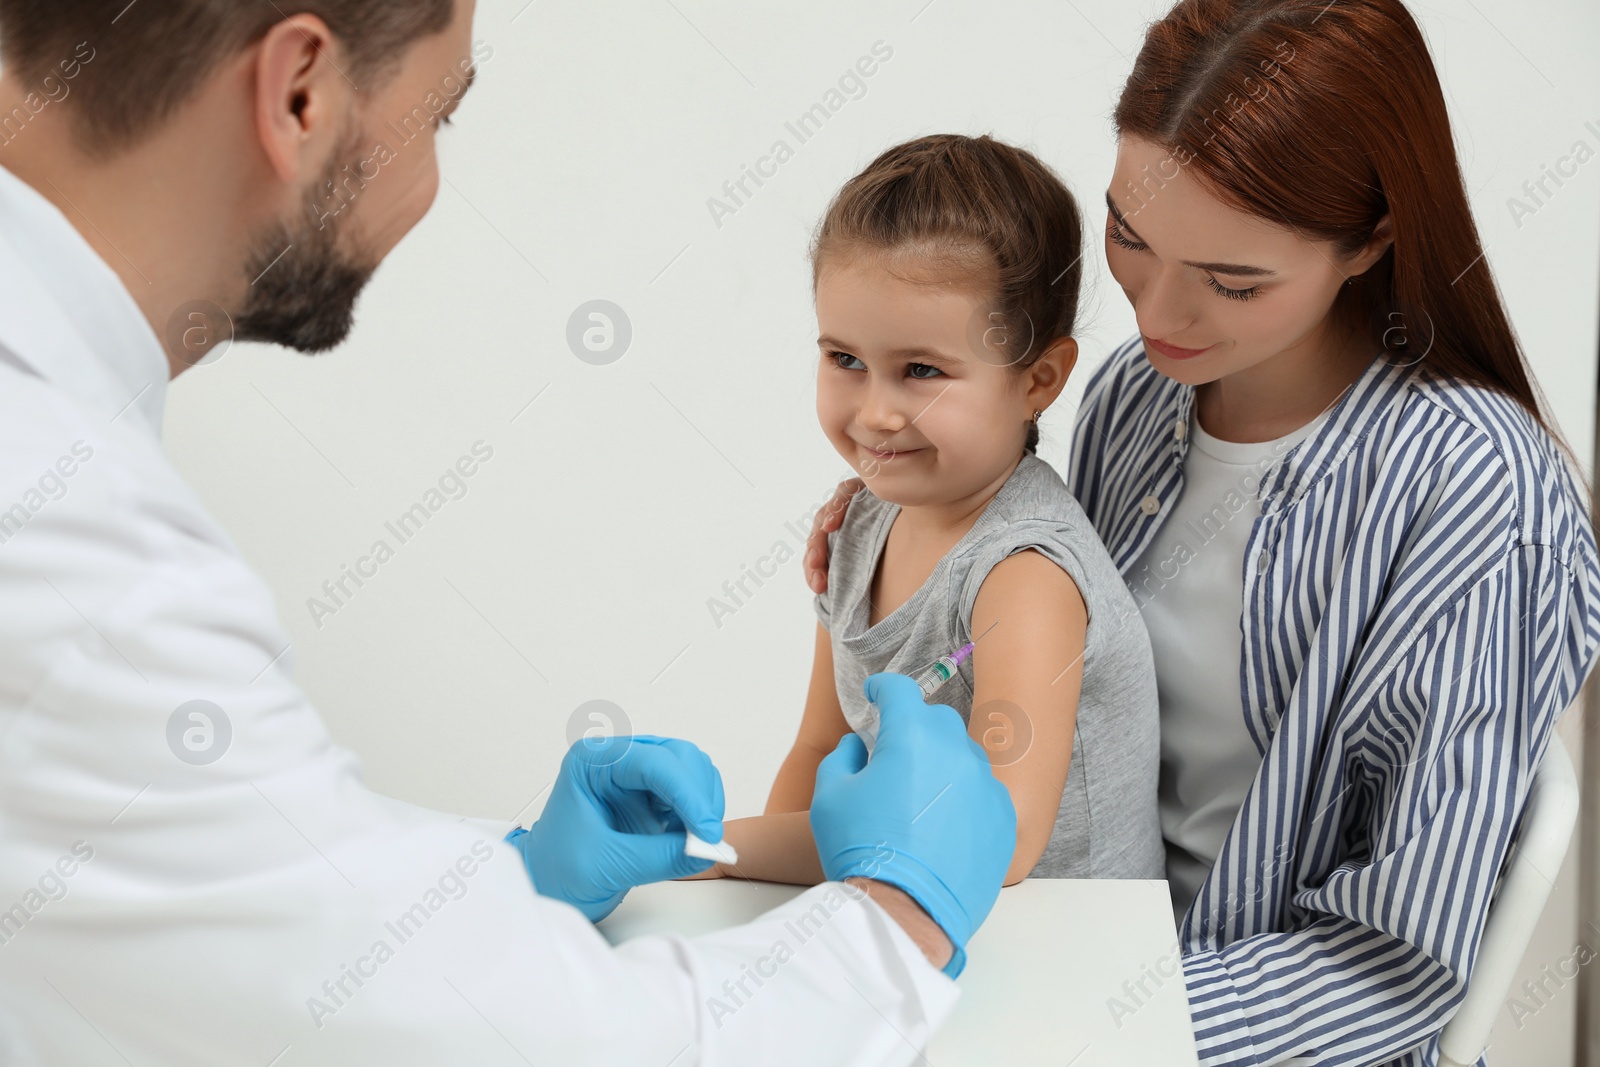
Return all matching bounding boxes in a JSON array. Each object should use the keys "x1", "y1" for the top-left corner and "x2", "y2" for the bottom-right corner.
[{"x1": 161, "y1": 1, "x2": 1600, "y2": 1061}]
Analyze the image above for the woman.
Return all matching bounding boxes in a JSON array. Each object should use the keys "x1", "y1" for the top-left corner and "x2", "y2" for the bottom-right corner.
[{"x1": 803, "y1": 1, "x2": 1600, "y2": 1064}]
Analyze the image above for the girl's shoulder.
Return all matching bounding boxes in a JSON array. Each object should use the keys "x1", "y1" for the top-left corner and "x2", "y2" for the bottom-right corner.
[
  {"x1": 827, "y1": 479, "x2": 893, "y2": 548},
  {"x1": 953, "y1": 454, "x2": 1124, "y2": 587},
  {"x1": 980, "y1": 452, "x2": 1090, "y2": 527}
]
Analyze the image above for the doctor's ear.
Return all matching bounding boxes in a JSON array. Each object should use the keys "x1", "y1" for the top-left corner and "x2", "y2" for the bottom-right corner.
[{"x1": 252, "y1": 15, "x2": 354, "y2": 185}]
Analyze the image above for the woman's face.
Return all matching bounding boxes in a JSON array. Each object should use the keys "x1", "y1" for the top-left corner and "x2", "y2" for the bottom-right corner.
[
  {"x1": 1104, "y1": 135, "x2": 1379, "y2": 387},
  {"x1": 813, "y1": 253, "x2": 1062, "y2": 509}
]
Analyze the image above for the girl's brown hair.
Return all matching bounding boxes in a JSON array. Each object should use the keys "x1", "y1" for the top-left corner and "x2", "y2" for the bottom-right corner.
[
  {"x1": 1114, "y1": 0, "x2": 1562, "y2": 445},
  {"x1": 810, "y1": 134, "x2": 1084, "y2": 455}
]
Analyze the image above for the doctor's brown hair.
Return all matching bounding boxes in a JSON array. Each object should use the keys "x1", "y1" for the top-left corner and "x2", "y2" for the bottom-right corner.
[
  {"x1": 1114, "y1": 0, "x2": 1562, "y2": 445},
  {"x1": 0, "y1": 0, "x2": 452, "y2": 156},
  {"x1": 810, "y1": 134, "x2": 1084, "y2": 457}
]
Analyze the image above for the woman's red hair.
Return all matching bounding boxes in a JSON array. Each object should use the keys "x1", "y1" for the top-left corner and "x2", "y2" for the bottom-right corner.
[{"x1": 1115, "y1": 0, "x2": 1561, "y2": 444}]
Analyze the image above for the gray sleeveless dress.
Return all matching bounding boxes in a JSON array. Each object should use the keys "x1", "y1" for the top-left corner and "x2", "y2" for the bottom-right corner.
[{"x1": 815, "y1": 453, "x2": 1164, "y2": 878}]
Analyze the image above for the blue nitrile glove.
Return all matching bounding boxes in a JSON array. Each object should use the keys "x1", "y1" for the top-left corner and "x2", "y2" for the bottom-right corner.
[
  {"x1": 810, "y1": 672, "x2": 1016, "y2": 978},
  {"x1": 506, "y1": 734, "x2": 726, "y2": 922}
]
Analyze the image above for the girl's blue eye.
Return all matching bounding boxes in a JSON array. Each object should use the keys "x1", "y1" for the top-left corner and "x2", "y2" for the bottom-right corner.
[
  {"x1": 828, "y1": 350, "x2": 865, "y2": 371},
  {"x1": 825, "y1": 351, "x2": 944, "y2": 378}
]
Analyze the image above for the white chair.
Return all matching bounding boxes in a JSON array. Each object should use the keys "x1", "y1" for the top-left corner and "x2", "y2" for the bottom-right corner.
[{"x1": 1437, "y1": 733, "x2": 1581, "y2": 1067}]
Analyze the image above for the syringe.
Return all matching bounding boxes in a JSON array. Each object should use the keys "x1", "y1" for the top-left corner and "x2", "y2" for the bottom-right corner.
[{"x1": 911, "y1": 641, "x2": 975, "y2": 700}]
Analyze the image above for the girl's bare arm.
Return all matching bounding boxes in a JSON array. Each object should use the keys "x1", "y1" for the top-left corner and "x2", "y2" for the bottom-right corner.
[
  {"x1": 764, "y1": 621, "x2": 851, "y2": 813},
  {"x1": 702, "y1": 810, "x2": 824, "y2": 885},
  {"x1": 967, "y1": 549, "x2": 1089, "y2": 886}
]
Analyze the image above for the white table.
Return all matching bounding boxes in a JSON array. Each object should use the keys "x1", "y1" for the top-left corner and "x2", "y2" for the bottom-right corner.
[{"x1": 599, "y1": 878, "x2": 1200, "y2": 1065}]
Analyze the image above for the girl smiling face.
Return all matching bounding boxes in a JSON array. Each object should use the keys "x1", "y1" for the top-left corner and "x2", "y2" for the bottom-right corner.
[
  {"x1": 813, "y1": 250, "x2": 1073, "y2": 515},
  {"x1": 1105, "y1": 136, "x2": 1392, "y2": 403}
]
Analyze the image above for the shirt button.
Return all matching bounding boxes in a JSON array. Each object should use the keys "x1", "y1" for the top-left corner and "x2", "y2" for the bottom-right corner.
[
  {"x1": 1139, "y1": 495, "x2": 1160, "y2": 516},
  {"x1": 1173, "y1": 419, "x2": 1187, "y2": 440},
  {"x1": 1256, "y1": 550, "x2": 1270, "y2": 574}
]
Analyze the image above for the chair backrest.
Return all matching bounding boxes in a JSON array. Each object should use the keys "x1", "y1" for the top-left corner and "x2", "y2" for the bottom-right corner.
[{"x1": 1437, "y1": 733, "x2": 1581, "y2": 1067}]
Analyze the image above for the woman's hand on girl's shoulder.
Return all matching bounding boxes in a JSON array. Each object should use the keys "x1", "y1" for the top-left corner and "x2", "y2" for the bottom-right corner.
[{"x1": 805, "y1": 477, "x2": 865, "y2": 594}]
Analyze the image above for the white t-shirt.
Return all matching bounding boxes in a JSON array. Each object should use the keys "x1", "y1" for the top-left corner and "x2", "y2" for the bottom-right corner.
[{"x1": 1128, "y1": 409, "x2": 1323, "y2": 926}]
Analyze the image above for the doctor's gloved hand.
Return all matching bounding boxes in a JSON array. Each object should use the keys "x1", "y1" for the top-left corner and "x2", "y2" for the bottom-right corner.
[
  {"x1": 810, "y1": 672, "x2": 1016, "y2": 978},
  {"x1": 506, "y1": 735, "x2": 725, "y2": 922}
]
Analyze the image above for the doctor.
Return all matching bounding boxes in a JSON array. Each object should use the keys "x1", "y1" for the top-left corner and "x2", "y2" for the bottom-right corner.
[{"x1": 0, "y1": 1, "x2": 1017, "y2": 1064}]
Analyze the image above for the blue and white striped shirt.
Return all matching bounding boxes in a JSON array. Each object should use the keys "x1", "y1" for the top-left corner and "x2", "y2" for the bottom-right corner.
[{"x1": 1068, "y1": 335, "x2": 1600, "y2": 1066}]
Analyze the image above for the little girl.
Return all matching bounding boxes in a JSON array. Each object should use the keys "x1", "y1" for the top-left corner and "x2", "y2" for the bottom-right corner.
[{"x1": 707, "y1": 134, "x2": 1163, "y2": 885}]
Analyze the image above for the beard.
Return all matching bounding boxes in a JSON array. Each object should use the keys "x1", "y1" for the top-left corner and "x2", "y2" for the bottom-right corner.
[{"x1": 234, "y1": 130, "x2": 379, "y2": 353}]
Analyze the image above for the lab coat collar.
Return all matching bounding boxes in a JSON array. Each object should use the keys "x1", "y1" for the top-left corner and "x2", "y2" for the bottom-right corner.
[{"x1": 0, "y1": 162, "x2": 168, "y2": 437}]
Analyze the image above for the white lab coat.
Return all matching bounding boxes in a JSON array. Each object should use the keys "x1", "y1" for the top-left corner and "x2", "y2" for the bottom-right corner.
[{"x1": 0, "y1": 161, "x2": 958, "y2": 1066}]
